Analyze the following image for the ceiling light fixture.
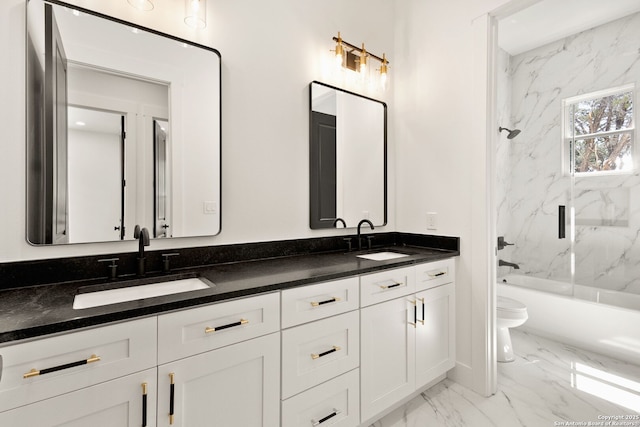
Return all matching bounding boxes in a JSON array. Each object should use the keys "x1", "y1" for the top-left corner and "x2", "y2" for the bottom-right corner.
[
  {"x1": 185, "y1": 0, "x2": 207, "y2": 29},
  {"x1": 127, "y1": 0, "x2": 154, "y2": 11}
]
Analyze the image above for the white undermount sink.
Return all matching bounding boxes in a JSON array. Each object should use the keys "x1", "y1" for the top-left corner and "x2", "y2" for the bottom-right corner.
[
  {"x1": 357, "y1": 251, "x2": 410, "y2": 261},
  {"x1": 73, "y1": 277, "x2": 212, "y2": 310}
]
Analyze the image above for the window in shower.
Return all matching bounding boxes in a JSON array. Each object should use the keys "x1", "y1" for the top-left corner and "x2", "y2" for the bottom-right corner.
[{"x1": 563, "y1": 84, "x2": 635, "y2": 176}]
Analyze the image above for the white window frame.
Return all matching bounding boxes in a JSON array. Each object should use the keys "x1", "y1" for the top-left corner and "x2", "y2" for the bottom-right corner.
[{"x1": 562, "y1": 84, "x2": 636, "y2": 177}]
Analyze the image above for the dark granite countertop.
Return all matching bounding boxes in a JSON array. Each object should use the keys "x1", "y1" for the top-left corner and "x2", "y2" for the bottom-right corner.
[{"x1": 0, "y1": 235, "x2": 458, "y2": 344}]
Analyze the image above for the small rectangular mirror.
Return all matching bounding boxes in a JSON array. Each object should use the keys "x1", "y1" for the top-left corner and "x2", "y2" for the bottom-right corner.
[
  {"x1": 309, "y1": 81, "x2": 387, "y2": 229},
  {"x1": 26, "y1": 0, "x2": 221, "y2": 245}
]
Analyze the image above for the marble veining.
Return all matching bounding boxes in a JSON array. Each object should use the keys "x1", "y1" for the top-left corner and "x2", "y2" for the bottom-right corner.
[
  {"x1": 371, "y1": 330, "x2": 640, "y2": 426},
  {"x1": 497, "y1": 11, "x2": 640, "y2": 296}
]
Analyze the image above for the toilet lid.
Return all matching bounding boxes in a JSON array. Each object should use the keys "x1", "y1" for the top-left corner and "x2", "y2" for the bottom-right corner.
[{"x1": 497, "y1": 296, "x2": 526, "y2": 312}]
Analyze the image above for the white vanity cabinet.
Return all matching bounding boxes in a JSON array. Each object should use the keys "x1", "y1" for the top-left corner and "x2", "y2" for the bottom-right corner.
[
  {"x1": 156, "y1": 292, "x2": 281, "y2": 427},
  {"x1": 0, "y1": 255, "x2": 456, "y2": 427},
  {"x1": 280, "y1": 277, "x2": 361, "y2": 427},
  {"x1": 0, "y1": 317, "x2": 157, "y2": 426},
  {"x1": 360, "y1": 259, "x2": 456, "y2": 423}
]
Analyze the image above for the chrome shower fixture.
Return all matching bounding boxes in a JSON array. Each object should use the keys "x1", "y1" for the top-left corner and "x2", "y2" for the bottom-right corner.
[{"x1": 499, "y1": 127, "x2": 521, "y2": 139}]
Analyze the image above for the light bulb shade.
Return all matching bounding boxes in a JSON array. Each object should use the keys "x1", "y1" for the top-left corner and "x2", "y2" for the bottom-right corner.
[
  {"x1": 184, "y1": 0, "x2": 206, "y2": 29},
  {"x1": 335, "y1": 43, "x2": 344, "y2": 66},
  {"x1": 359, "y1": 43, "x2": 367, "y2": 73},
  {"x1": 127, "y1": 0, "x2": 154, "y2": 11},
  {"x1": 380, "y1": 69, "x2": 388, "y2": 90}
]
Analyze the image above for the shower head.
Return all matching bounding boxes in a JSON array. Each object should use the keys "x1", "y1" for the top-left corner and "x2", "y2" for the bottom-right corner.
[{"x1": 499, "y1": 127, "x2": 521, "y2": 139}]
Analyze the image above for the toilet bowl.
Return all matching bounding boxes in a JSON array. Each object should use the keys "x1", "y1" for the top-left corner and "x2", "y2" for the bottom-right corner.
[{"x1": 497, "y1": 296, "x2": 528, "y2": 362}]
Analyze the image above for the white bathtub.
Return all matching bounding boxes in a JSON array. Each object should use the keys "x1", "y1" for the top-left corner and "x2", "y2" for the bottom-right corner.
[{"x1": 498, "y1": 275, "x2": 640, "y2": 365}]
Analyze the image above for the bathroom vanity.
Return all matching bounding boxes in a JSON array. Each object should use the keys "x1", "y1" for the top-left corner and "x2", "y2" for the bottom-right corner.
[{"x1": 0, "y1": 238, "x2": 457, "y2": 426}]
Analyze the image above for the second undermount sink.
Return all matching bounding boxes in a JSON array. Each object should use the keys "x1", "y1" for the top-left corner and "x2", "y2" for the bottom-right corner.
[
  {"x1": 357, "y1": 251, "x2": 410, "y2": 261},
  {"x1": 73, "y1": 276, "x2": 213, "y2": 310}
]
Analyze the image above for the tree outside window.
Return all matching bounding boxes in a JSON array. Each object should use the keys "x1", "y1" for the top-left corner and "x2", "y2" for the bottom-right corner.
[{"x1": 564, "y1": 86, "x2": 635, "y2": 175}]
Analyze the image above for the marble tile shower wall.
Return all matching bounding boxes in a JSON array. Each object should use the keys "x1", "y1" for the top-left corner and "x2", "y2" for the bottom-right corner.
[{"x1": 497, "y1": 12, "x2": 640, "y2": 295}]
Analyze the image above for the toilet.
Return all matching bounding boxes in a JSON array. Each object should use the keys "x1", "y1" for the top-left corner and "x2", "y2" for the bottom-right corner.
[{"x1": 496, "y1": 296, "x2": 528, "y2": 362}]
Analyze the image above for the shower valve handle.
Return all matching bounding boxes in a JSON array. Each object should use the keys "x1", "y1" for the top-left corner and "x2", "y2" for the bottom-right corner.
[{"x1": 497, "y1": 236, "x2": 514, "y2": 250}]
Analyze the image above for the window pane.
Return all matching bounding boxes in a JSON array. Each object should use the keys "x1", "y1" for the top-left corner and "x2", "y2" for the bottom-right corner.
[
  {"x1": 574, "y1": 133, "x2": 633, "y2": 173},
  {"x1": 573, "y1": 91, "x2": 633, "y2": 136}
]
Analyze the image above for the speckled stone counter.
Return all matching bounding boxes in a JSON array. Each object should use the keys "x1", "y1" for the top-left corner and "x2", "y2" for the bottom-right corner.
[{"x1": 0, "y1": 233, "x2": 459, "y2": 344}]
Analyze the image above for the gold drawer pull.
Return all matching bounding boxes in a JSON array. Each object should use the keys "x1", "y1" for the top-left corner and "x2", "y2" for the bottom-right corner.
[
  {"x1": 310, "y1": 297, "x2": 341, "y2": 307},
  {"x1": 23, "y1": 354, "x2": 101, "y2": 379},
  {"x1": 312, "y1": 408, "x2": 341, "y2": 425},
  {"x1": 380, "y1": 282, "x2": 402, "y2": 289},
  {"x1": 169, "y1": 373, "x2": 175, "y2": 425},
  {"x1": 428, "y1": 271, "x2": 447, "y2": 278},
  {"x1": 142, "y1": 382, "x2": 148, "y2": 427},
  {"x1": 311, "y1": 346, "x2": 341, "y2": 360},
  {"x1": 205, "y1": 318, "x2": 249, "y2": 333}
]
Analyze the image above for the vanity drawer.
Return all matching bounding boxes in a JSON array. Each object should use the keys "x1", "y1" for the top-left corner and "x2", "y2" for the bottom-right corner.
[
  {"x1": 415, "y1": 259, "x2": 455, "y2": 291},
  {"x1": 360, "y1": 266, "x2": 415, "y2": 307},
  {"x1": 281, "y1": 311, "x2": 359, "y2": 399},
  {"x1": 282, "y1": 368, "x2": 359, "y2": 427},
  {"x1": 281, "y1": 277, "x2": 359, "y2": 328},
  {"x1": 0, "y1": 317, "x2": 157, "y2": 413},
  {"x1": 157, "y1": 292, "x2": 279, "y2": 364}
]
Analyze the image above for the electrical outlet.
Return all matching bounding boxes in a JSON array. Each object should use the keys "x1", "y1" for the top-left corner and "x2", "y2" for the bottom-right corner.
[
  {"x1": 203, "y1": 201, "x2": 217, "y2": 214},
  {"x1": 426, "y1": 212, "x2": 438, "y2": 230}
]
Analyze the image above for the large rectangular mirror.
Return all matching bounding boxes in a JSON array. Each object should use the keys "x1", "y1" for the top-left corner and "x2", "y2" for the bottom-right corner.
[
  {"x1": 26, "y1": 0, "x2": 221, "y2": 245},
  {"x1": 309, "y1": 81, "x2": 387, "y2": 229}
]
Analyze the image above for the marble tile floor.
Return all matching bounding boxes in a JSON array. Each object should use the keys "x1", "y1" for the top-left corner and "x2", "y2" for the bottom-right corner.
[{"x1": 371, "y1": 329, "x2": 640, "y2": 426}]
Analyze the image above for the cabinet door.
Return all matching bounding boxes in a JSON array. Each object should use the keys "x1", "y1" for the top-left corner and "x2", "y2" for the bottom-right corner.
[
  {"x1": 0, "y1": 368, "x2": 156, "y2": 427},
  {"x1": 360, "y1": 297, "x2": 415, "y2": 423},
  {"x1": 158, "y1": 332, "x2": 280, "y2": 427},
  {"x1": 415, "y1": 283, "x2": 456, "y2": 389}
]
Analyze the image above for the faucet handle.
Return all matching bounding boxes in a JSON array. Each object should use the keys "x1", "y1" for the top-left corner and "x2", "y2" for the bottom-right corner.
[
  {"x1": 162, "y1": 253, "x2": 180, "y2": 273},
  {"x1": 366, "y1": 235, "x2": 375, "y2": 250},
  {"x1": 497, "y1": 236, "x2": 514, "y2": 250},
  {"x1": 342, "y1": 238, "x2": 353, "y2": 252},
  {"x1": 98, "y1": 257, "x2": 119, "y2": 280}
]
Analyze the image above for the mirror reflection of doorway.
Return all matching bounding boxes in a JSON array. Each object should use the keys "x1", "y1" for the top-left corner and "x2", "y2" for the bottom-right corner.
[
  {"x1": 154, "y1": 119, "x2": 170, "y2": 238},
  {"x1": 67, "y1": 106, "x2": 125, "y2": 243}
]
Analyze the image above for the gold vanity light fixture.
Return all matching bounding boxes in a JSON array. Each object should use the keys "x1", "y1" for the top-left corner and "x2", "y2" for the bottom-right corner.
[
  {"x1": 185, "y1": 0, "x2": 207, "y2": 29},
  {"x1": 127, "y1": 0, "x2": 154, "y2": 11},
  {"x1": 331, "y1": 33, "x2": 390, "y2": 86}
]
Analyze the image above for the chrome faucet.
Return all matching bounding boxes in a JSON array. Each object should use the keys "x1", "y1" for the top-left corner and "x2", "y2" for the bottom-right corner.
[
  {"x1": 357, "y1": 219, "x2": 374, "y2": 250},
  {"x1": 498, "y1": 259, "x2": 520, "y2": 269},
  {"x1": 134, "y1": 225, "x2": 150, "y2": 276}
]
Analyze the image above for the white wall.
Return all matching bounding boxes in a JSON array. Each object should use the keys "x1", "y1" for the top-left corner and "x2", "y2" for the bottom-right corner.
[{"x1": 393, "y1": 0, "x2": 510, "y2": 393}]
